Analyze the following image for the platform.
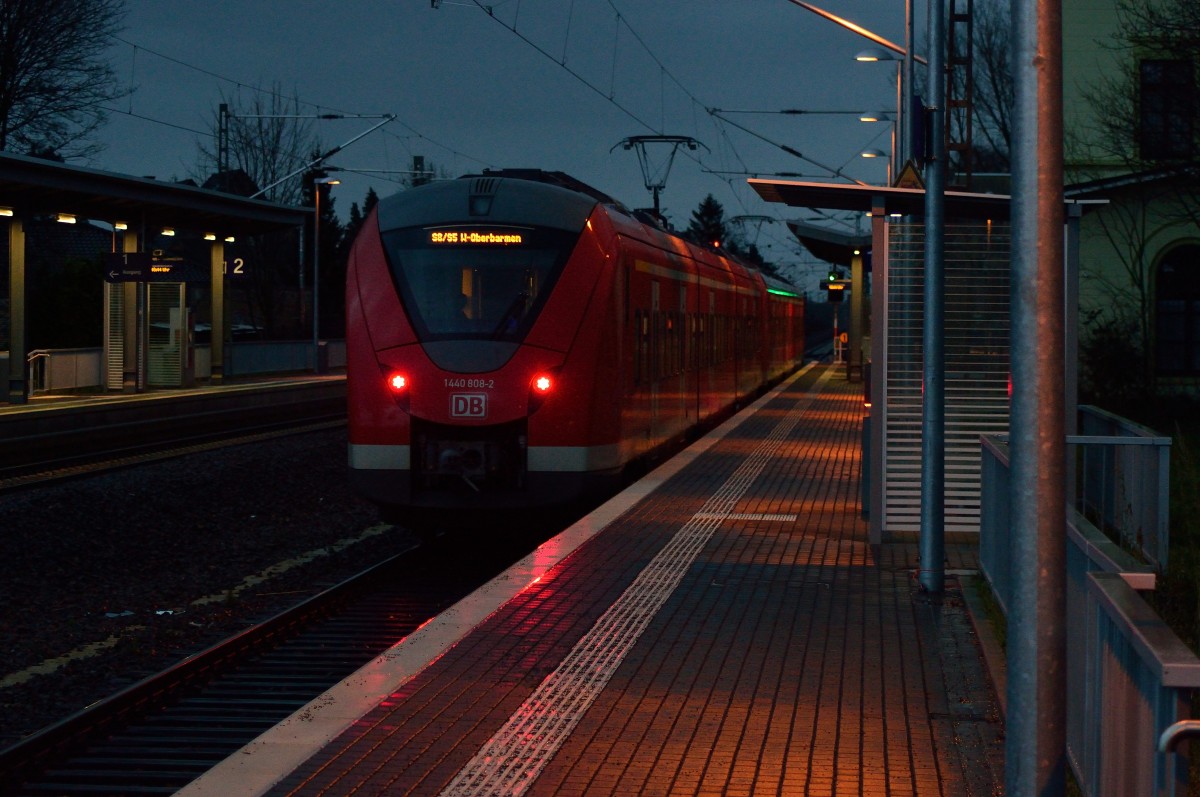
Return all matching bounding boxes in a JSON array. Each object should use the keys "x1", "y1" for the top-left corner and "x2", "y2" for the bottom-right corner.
[{"x1": 180, "y1": 363, "x2": 1005, "y2": 796}]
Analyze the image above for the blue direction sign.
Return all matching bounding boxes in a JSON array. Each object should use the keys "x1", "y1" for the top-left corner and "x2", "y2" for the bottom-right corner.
[{"x1": 105, "y1": 252, "x2": 150, "y2": 282}]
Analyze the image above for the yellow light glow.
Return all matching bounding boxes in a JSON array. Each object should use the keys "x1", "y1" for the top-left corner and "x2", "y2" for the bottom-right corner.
[
  {"x1": 56, "y1": 213, "x2": 76, "y2": 224},
  {"x1": 114, "y1": 221, "x2": 128, "y2": 230},
  {"x1": 161, "y1": 227, "x2": 175, "y2": 236},
  {"x1": 0, "y1": 207, "x2": 14, "y2": 217},
  {"x1": 225, "y1": 236, "x2": 236, "y2": 243},
  {"x1": 430, "y1": 230, "x2": 524, "y2": 245},
  {"x1": 204, "y1": 233, "x2": 217, "y2": 241}
]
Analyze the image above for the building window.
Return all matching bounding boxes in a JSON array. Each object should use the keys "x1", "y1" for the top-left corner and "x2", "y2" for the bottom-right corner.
[
  {"x1": 1156, "y1": 243, "x2": 1200, "y2": 375},
  {"x1": 1140, "y1": 59, "x2": 1195, "y2": 161}
]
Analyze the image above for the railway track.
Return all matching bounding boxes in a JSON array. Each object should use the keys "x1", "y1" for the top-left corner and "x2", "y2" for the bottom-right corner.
[
  {"x1": 0, "y1": 528, "x2": 548, "y2": 795},
  {"x1": 0, "y1": 379, "x2": 346, "y2": 490}
]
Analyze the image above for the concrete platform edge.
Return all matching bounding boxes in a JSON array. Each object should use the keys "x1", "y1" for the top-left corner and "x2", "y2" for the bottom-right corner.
[{"x1": 177, "y1": 363, "x2": 819, "y2": 797}]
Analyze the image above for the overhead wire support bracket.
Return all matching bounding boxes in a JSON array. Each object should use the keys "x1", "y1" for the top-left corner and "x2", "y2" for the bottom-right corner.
[
  {"x1": 218, "y1": 106, "x2": 394, "y2": 177},
  {"x1": 249, "y1": 114, "x2": 398, "y2": 199},
  {"x1": 611, "y1": 135, "x2": 709, "y2": 214}
]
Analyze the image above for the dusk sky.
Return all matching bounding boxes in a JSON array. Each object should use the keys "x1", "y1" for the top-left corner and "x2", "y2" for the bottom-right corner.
[{"x1": 94, "y1": 0, "x2": 925, "y2": 279}]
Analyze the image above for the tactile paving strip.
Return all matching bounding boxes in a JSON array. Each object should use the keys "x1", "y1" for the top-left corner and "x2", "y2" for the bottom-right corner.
[{"x1": 439, "y1": 369, "x2": 834, "y2": 797}]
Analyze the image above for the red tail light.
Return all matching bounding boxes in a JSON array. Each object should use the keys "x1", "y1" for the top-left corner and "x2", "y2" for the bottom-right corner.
[
  {"x1": 528, "y1": 371, "x2": 557, "y2": 412},
  {"x1": 387, "y1": 372, "x2": 408, "y2": 393}
]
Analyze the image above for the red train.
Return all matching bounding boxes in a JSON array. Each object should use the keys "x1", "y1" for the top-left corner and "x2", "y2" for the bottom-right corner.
[{"x1": 345, "y1": 170, "x2": 805, "y2": 514}]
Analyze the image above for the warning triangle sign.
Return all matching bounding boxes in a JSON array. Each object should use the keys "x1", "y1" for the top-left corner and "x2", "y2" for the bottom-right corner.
[{"x1": 893, "y1": 160, "x2": 925, "y2": 190}]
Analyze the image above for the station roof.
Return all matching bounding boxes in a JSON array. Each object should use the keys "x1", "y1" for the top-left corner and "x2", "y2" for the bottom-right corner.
[
  {"x1": 785, "y1": 221, "x2": 872, "y2": 267},
  {"x1": 0, "y1": 151, "x2": 309, "y2": 236},
  {"x1": 748, "y1": 178, "x2": 1012, "y2": 219}
]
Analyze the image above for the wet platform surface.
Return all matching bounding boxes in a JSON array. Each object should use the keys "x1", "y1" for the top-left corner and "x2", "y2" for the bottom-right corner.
[{"x1": 183, "y1": 363, "x2": 1005, "y2": 796}]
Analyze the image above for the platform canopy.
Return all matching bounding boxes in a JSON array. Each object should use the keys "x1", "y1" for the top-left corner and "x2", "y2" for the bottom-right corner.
[
  {"x1": 786, "y1": 221, "x2": 872, "y2": 267},
  {"x1": 0, "y1": 151, "x2": 308, "y2": 236},
  {"x1": 748, "y1": 178, "x2": 1012, "y2": 220}
]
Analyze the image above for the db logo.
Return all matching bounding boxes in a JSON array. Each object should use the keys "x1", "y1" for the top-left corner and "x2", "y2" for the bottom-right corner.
[{"x1": 450, "y1": 393, "x2": 487, "y2": 418}]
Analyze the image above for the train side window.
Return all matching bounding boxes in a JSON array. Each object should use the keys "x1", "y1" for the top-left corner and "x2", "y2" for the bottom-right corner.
[
  {"x1": 633, "y1": 309, "x2": 641, "y2": 385},
  {"x1": 635, "y1": 309, "x2": 649, "y2": 385},
  {"x1": 679, "y1": 286, "x2": 688, "y2": 374},
  {"x1": 674, "y1": 311, "x2": 679, "y2": 376},
  {"x1": 654, "y1": 310, "x2": 664, "y2": 381}
]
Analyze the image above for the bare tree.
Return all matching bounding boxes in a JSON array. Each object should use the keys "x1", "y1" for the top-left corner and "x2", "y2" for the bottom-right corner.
[
  {"x1": 969, "y1": 0, "x2": 1013, "y2": 168},
  {"x1": 923, "y1": 0, "x2": 1013, "y2": 173},
  {"x1": 0, "y1": 0, "x2": 126, "y2": 158},
  {"x1": 195, "y1": 86, "x2": 320, "y2": 205},
  {"x1": 1073, "y1": 0, "x2": 1200, "y2": 389},
  {"x1": 194, "y1": 87, "x2": 324, "y2": 338}
]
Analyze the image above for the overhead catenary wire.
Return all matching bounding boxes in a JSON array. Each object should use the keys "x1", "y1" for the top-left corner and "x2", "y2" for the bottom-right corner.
[
  {"x1": 104, "y1": 33, "x2": 492, "y2": 178},
  {"x1": 708, "y1": 109, "x2": 869, "y2": 187}
]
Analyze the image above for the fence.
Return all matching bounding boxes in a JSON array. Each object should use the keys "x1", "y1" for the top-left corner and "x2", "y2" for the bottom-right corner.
[
  {"x1": 1075, "y1": 405, "x2": 1173, "y2": 570},
  {"x1": 979, "y1": 423, "x2": 1200, "y2": 797},
  {"x1": 11, "y1": 341, "x2": 346, "y2": 395}
]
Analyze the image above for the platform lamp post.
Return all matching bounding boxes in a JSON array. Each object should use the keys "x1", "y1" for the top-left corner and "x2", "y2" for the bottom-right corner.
[
  {"x1": 312, "y1": 176, "x2": 340, "y2": 373},
  {"x1": 789, "y1": 0, "x2": 926, "y2": 178},
  {"x1": 792, "y1": 0, "x2": 948, "y2": 596}
]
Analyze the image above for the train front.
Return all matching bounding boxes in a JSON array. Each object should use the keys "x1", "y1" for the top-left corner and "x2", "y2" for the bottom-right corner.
[{"x1": 346, "y1": 174, "x2": 619, "y2": 514}]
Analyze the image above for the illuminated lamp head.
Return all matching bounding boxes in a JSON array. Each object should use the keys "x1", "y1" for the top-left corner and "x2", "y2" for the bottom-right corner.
[
  {"x1": 385, "y1": 370, "x2": 411, "y2": 411},
  {"x1": 528, "y1": 370, "x2": 557, "y2": 412}
]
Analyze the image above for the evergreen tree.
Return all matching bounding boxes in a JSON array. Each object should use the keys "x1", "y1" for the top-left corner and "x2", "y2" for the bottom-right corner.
[
  {"x1": 340, "y1": 187, "x2": 380, "y2": 263},
  {"x1": 687, "y1": 194, "x2": 728, "y2": 247}
]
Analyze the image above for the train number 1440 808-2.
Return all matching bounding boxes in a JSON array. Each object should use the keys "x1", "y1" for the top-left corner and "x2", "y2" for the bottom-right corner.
[{"x1": 444, "y1": 378, "x2": 495, "y2": 389}]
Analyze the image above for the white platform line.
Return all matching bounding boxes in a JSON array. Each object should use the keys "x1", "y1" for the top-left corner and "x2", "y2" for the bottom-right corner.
[{"x1": 440, "y1": 367, "x2": 833, "y2": 797}]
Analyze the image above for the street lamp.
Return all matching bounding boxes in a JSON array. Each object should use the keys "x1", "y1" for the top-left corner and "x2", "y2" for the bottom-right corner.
[
  {"x1": 790, "y1": 1, "x2": 925, "y2": 175},
  {"x1": 312, "y1": 176, "x2": 340, "y2": 372},
  {"x1": 793, "y1": 0, "x2": 948, "y2": 598}
]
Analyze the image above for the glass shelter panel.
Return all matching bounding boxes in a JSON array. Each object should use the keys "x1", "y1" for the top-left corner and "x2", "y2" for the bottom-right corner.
[{"x1": 883, "y1": 221, "x2": 1012, "y2": 536}]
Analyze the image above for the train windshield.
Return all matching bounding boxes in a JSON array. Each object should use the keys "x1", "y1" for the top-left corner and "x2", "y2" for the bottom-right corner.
[{"x1": 382, "y1": 225, "x2": 579, "y2": 342}]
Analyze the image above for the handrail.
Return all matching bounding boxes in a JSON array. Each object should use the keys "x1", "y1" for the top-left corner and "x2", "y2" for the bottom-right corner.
[
  {"x1": 1160, "y1": 720, "x2": 1200, "y2": 754},
  {"x1": 26, "y1": 349, "x2": 51, "y2": 394}
]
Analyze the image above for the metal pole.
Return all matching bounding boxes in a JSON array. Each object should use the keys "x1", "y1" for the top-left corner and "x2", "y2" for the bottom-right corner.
[
  {"x1": 850, "y1": 249, "x2": 865, "y2": 381},
  {"x1": 902, "y1": 0, "x2": 914, "y2": 168},
  {"x1": 210, "y1": 240, "x2": 225, "y2": 384},
  {"x1": 869, "y1": 195, "x2": 889, "y2": 545},
  {"x1": 1005, "y1": 0, "x2": 1067, "y2": 791},
  {"x1": 122, "y1": 231, "x2": 139, "y2": 392},
  {"x1": 312, "y1": 188, "x2": 320, "y2": 370},
  {"x1": 6, "y1": 218, "x2": 26, "y2": 404},
  {"x1": 919, "y1": 0, "x2": 947, "y2": 593}
]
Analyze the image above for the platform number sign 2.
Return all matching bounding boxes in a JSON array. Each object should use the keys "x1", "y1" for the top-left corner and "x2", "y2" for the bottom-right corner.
[{"x1": 223, "y1": 258, "x2": 247, "y2": 278}]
